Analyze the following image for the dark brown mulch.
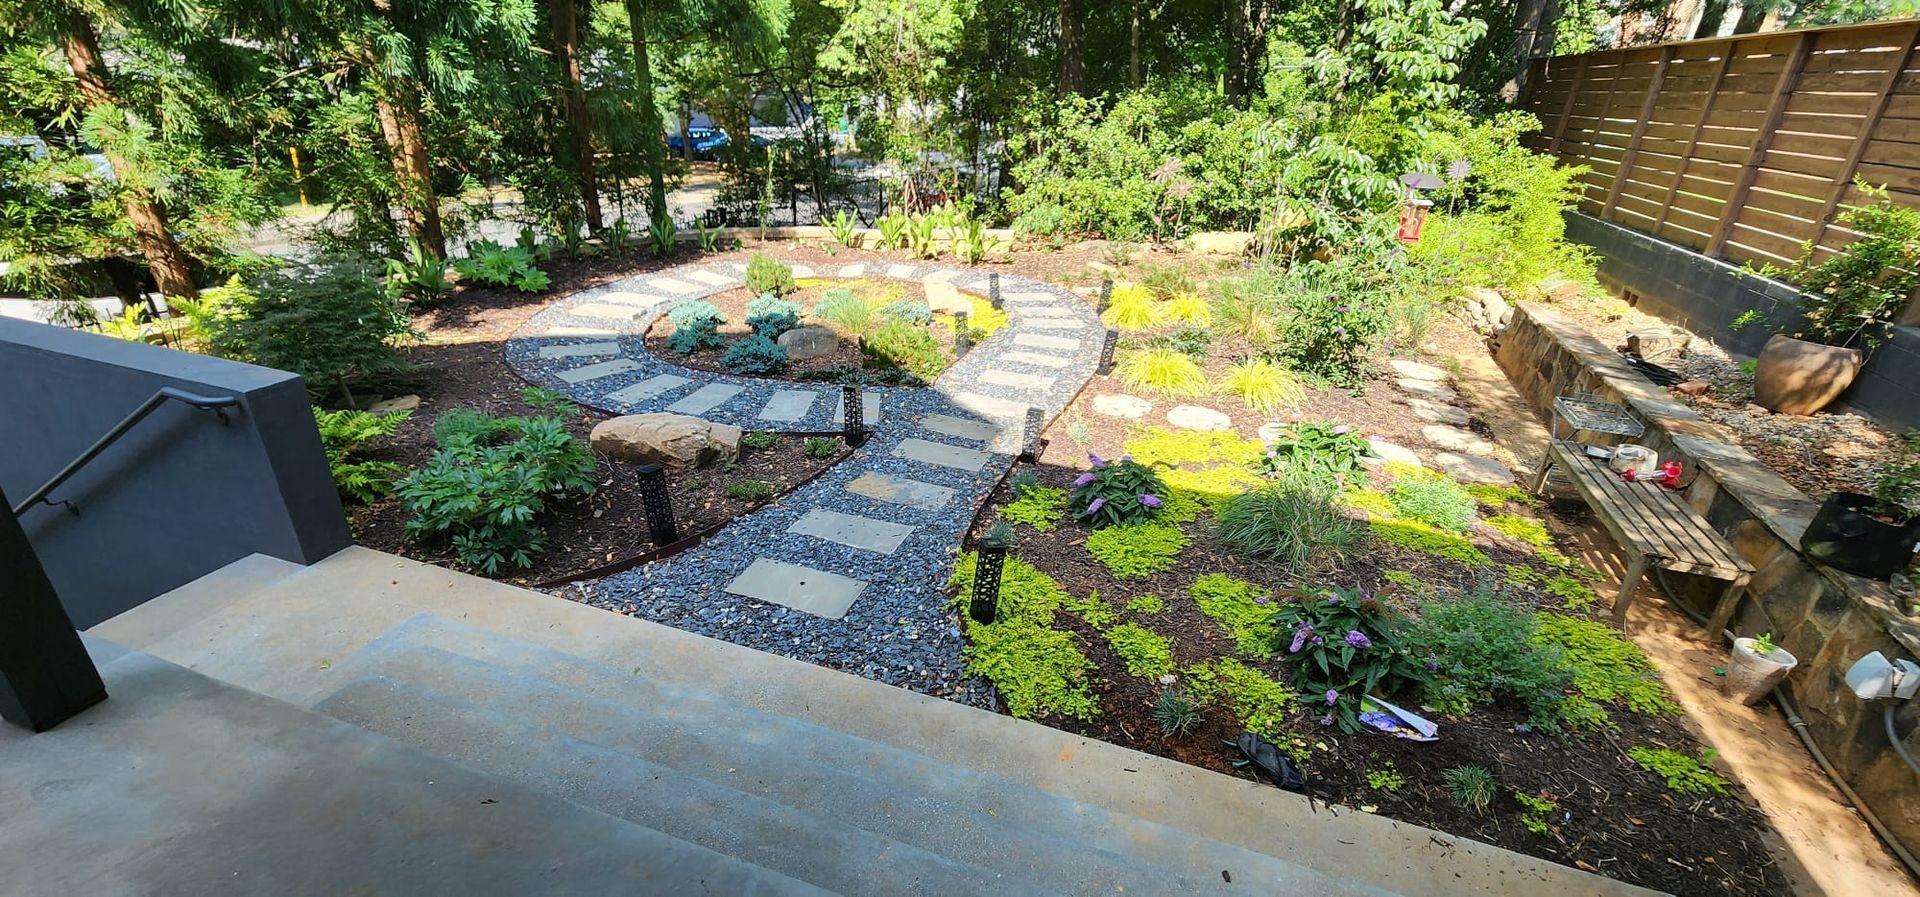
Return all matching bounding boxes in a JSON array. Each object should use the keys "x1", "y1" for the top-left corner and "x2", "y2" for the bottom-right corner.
[{"x1": 962, "y1": 460, "x2": 1791, "y2": 897}]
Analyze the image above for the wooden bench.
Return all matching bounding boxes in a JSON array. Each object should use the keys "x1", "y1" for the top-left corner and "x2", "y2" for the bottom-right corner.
[{"x1": 1532, "y1": 439, "x2": 1755, "y2": 629}]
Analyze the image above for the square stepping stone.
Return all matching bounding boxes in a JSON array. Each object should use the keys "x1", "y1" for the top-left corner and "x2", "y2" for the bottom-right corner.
[
  {"x1": 546, "y1": 325, "x2": 616, "y2": 337},
  {"x1": 920, "y1": 414, "x2": 1001, "y2": 442},
  {"x1": 1024, "y1": 318, "x2": 1087, "y2": 330},
  {"x1": 954, "y1": 392, "x2": 1030, "y2": 420},
  {"x1": 1002, "y1": 350, "x2": 1073, "y2": 368},
  {"x1": 567, "y1": 303, "x2": 646, "y2": 321},
  {"x1": 830, "y1": 391, "x2": 883, "y2": 424},
  {"x1": 1017, "y1": 305, "x2": 1074, "y2": 318},
  {"x1": 1013, "y1": 333, "x2": 1080, "y2": 351},
  {"x1": 605, "y1": 373, "x2": 691, "y2": 403},
  {"x1": 786, "y1": 509, "x2": 916, "y2": 554},
  {"x1": 981, "y1": 369, "x2": 1055, "y2": 391},
  {"x1": 923, "y1": 269, "x2": 959, "y2": 282},
  {"x1": 1005, "y1": 291, "x2": 1058, "y2": 303},
  {"x1": 839, "y1": 263, "x2": 867, "y2": 277},
  {"x1": 926, "y1": 280, "x2": 970, "y2": 313},
  {"x1": 790, "y1": 264, "x2": 816, "y2": 278},
  {"x1": 647, "y1": 277, "x2": 699, "y2": 294},
  {"x1": 537, "y1": 342, "x2": 620, "y2": 360},
  {"x1": 598, "y1": 291, "x2": 658, "y2": 306},
  {"x1": 893, "y1": 437, "x2": 990, "y2": 471},
  {"x1": 666, "y1": 383, "x2": 744, "y2": 415},
  {"x1": 556, "y1": 359, "x2": 642, "y2": 384},
  {"x1": 845, "y1": 471, "x2": 954, "y2": 510},
  {"x1": 886, "y1": 263, "x2": 917, "y2": 279},
  {"x1": 725, "y1": 558, "x2": 866, "y2": 620},
  {"x1": 758, "y1": 389, "x2": 819, "y2": 422},
  {"x1": 686, "y1": 270, "x2": 734, "y2": 286}
]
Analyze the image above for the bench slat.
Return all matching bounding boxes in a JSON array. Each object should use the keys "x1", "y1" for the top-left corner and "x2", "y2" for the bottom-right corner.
[{"x1": 1548, "y1": 441, "x2": 1753, "y2": 581}]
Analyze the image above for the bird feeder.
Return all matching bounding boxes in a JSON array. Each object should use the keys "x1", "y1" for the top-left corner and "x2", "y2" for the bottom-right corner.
[{"x1": 1396, "y1": 171, "x2": 1442, "y2": 246}]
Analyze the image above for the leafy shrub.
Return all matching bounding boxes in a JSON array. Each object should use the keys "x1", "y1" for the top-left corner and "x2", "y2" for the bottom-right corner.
[
  {"x1": 1388, "y1": 476, "x2": 1477, "y2": 532},
  {"x1": 1218, "y1": 251, "x2": 1404, "y2": 387},
  {"x1": 745, "y1": 252, "x2": 795, "y2": 296},
  {"x1": 385, "y1": 243, "x2": 452, "y2": 305},
  {"x1": 1404, "y1": 596, "x2": 1572, "y2": 729},
  {"x1": 1269, "y1": 586, "x2": 1430, "y2": 730},
  {"x1": 1532, "y1": 614, "x2": 1678, "y2": 725},
  {"x1": 668, "y1": 299, "x2": 725, "y2": 329},
  {"x1": 1086, "y1": 522, "x2": 1187, "y2": 579},
  {"x1": 432, "y1": 407, "x2": 507, "y2": 446},
  {"x1": 1106, "y1": 623, "x2": 1176, "y2": 679},
  {"x1": 397, "y1": 413, "x2": 596, "y2": 574},
  {"x1": 1115, "y1": 347, "x2": 1208, "y2": 397},
  {"x1": 1147, "y1": 327, "x2": 1212, "y2": 359},
  {"x1": 201, "y1": 255, "x2": 419, "y2": 404},
  {"x1": 1628, "y1": 746, "x2": 1729, "y2": 797},
  {"x1": 1445, "y1": 765, "x2": 1497, "y2": 813},
  {"x1": 1259, "y1": 422, "x2": 1375, "y2": 480},
  {"x1": 1101, "y1": 283, "x2": 1165, "y2": 331},
  {"x1": 948, "y1": 553, "x2": 1098, "y2": 719},
  {"x1": 1190, "y1": 573, "x2": 1281, "y2": 655},
  {"x1": 452, "y1": 240, "x2": 549, "y2": 292},
  {"x1": 727, "y1": 479, "x2": 775, "y2": 501},
  {"x1": 1069, "y1": 455, "x2": 1169, "y2": 528},
  {"x1": 1215, "y1": 473, "x2": 1367, "y2": 573},
  {"x1": 802, "y1": 437, "x2": 839, "y2": 459},
  {"x1": 1001, "y1": 484, "x2": 1069, "y2": 532},
  {"x1": 1127, "y1": 594, "x2": 1165, "y2": 614},
  {"x1": 313, "y1": 407, "x2": 410, "y2": 504},
  {"x1": 826, "y1": 210, "x2": 859, "y2": 248},
  {"x1": 521, "y1": 386, "x2": 579, "y2": 418},
  {"x1": 1217, "y1": 358, "x2": 1305, "y2": 414},
  {"x1": 812, "y1": 288, "x2": 872, "y2": 332},
  {"x1": 1749, "y1": 184, "x2": 1920, "y2": 351},
  {"x1": 1870, "y1": 430, "x2": 1920, "y2": 520},
  {"x1": 667, "y1": 323, "x2": 726, "y2": 356},
  {"x1": 1183, "y1": 658, "x2": 1293, "y2": 741},
  {"x1": 875, "y1": 298, "x2": 934, "y2": 327},
  {"x1": 724, "y1": 334, "x2": 790, "y2": 374},
  {"x1": 745, "y1": 294, "x2": 803, "y2": 339},
  {"x1": 741, "y1": 431, "x2": 780, "y2": 451},
  {"x1": 666, "y1": 300, "x2": 728, "y2": 354},
  {"x1": 859, "y1": 318, "x2": 944, "y2": 379},
  {"x1": 1153, "y1": 687, "x2": 1204, "y2": 737}
]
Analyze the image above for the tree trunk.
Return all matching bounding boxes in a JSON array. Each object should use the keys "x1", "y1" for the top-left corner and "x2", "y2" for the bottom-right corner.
[
  {"x1": 547, "y1": 0, "x2": 603, "y2": 233},
  {"x1": 1226, "y1": 0, "x2": 1247, "y2": 102},
  {"x1": 367, "y1": 0, "x2": 446, "y2": 260},
  {"x1": 1693, "y1": 0, "x2": 1732, "y2": 38},
  {"x1": 58, "y1": 13, "x2": 198, "y2": 298},
  {"x1": 1130, "y1": 0, "x2": 1143, "y2": 87},
  {"x1": 623, "y1": 0, "x2": 669, "y2": 232},
  {"x1": 1501, "y1": 0, "x2": 1560, "y2": 102},
  {"x1": 1058, "y1": 0, "x2": 1087, "y2": 96}
]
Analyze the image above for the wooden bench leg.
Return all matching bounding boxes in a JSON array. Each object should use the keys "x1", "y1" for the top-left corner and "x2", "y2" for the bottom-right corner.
[
  {"x1": 1707, "y1": 579, "x2": 1745, "y2": 636},
  {"x1": 1530, "y1": 442, "x2": 1555, "y2": 495},
  {"x1": 1613, "y1": 556, "x2": 1650, "y2": 628}
]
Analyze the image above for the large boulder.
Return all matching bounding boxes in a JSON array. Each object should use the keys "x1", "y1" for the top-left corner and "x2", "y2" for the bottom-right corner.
[
  {"x1": 778, "y1": 325, "x2": 840, "y2": 361},
  {"x1": 590, "y1": 413, "x2": 741, "y2": 470}
]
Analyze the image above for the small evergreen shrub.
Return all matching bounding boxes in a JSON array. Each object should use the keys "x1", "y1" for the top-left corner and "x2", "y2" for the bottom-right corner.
[
  {"x1": 1115, "y1": 347, "x2": 1208, "y2": 397},
  {"x1": 397, "y1": 413, "x2": 596, "y2": 574},
  {"x1": 1085, "y1": 522, "x2": 1187, "y2": 579},
  {"x1": 202, "y1": 254, "x2": 419, "y2": 404},
  {"x1": 812, "y1": 288, "x2": 872, "y2": 331},
  {"x1": 1069, "y1": 455, "x2": 1169, "y2": 528},
  {"x1": 741, "y1": 431, "x2": 780, "y2": 451},
  {"x1": 667, "y1": 300, "x2": 728, "y2": 354},
  {"x1": 875, "y1": 298, "x2": 934, "y2": 327},
  {"x1": 1388, "y1": 476, "x2": 1477, "y2": 532},
  {"x1": 724, "y1": 334, "x2": 790, "y2": 374},
  {"x1": 668, "y1": 299, "x2": 726, "y2": 329},
  {"x1": 859, "y1": 318, "x2": 944, "y2": 379},
  {"x1": 1106, "y1": 623, "x2": 1176, "y2": 679},
  {"x1": 1190, "y1": 573, "x2": 1281, "y2": 656},
  {"x1": 1215, "y1": 472, "x2": 1367, "y2": 572},
  {"x1": 1153, "y1": 687, "x2": 1204, "y2": 737},
  {"x1": 745, "y1": 252, "x2": 795, "y2": 296},
  {"x1": 745, "y1": 293, "x2": 803, "y2": 338}
]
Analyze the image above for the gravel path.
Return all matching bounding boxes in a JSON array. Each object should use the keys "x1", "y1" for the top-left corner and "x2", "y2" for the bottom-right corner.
[{"x1": 505, "y1": 260, "x2": 1103, "y2": 705}]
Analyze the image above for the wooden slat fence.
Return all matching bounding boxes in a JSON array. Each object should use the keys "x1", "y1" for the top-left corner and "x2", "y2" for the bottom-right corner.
[{"x1": 1521, "y1": 19, "x2": 1920, "y2": 268}]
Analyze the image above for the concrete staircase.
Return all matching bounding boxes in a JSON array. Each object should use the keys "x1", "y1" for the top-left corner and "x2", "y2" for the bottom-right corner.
[{"x1": 39, "y1": 547, "x2": 1656, "y2": 896}]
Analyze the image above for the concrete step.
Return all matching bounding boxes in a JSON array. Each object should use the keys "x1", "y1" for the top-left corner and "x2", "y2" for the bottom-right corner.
[
  {"x1": 0, "y1": 639, "x2": 825, "y2": 897},
  {"x1": 88, "y1": 552, "x2": 303, "y2": 649},
  {"x1": 317, "y1": 669, "x2": 1051, "y2": 897},
  {"x1": 315, "y1": 616, "x2": 1371, "y2": 895}
]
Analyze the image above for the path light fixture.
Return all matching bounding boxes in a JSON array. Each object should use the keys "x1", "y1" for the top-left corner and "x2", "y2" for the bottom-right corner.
[
  {"x1": 842, "y1": 383, "x2": 867, "y2": 448},
  {"x1": 970, "y1": 522, "x2": 1015, "y2": 624},
  {"x1": 636, "y1": 464, "x2": 679, "y2": 546}
]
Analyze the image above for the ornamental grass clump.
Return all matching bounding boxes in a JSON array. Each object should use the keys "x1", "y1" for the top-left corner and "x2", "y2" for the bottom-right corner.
[
  {"x1": 1069, "y1": 454, "x2": 1169, "y2": 528},
  {"x1": 1388, "y1": 474, "x2": 1477, "y2": 532},
  {"x1": 1101, "y1": 283, "x2": 1166, "y2": 331},
  {"x1": 1214, "y1": 471, "x2": 1367, "y2": 573},
  {"x1": 1216, "y1": 358, "x2": 1305, "y2": 414},
  {"x1": 1115, "y1": 347, "x2": 1209, "y2": 397},
  {"x1": 1268, "y1": 586, "x2": 1430, "y2": 731}
]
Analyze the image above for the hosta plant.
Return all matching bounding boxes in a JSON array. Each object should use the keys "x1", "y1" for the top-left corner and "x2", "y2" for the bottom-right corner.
[{"x1": 1069, "y1": 454, "x2": 1169, "y2": 528}]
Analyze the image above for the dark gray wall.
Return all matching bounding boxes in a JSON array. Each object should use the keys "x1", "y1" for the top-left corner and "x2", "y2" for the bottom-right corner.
[
  {"x1": 1566, "y1": 212, "x2": 1919, "y2": 433},
  {"x1": 0, "y1": 319, "x2": 350, "y2": 628}
]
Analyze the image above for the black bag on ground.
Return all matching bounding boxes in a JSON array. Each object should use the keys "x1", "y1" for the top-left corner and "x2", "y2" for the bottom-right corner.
[{"x1": 1233, "y1": 733, "x2": 1305, "y2": 792}]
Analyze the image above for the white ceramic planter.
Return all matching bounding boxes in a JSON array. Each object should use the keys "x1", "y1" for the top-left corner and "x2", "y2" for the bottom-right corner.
[{"x1": 1725, "y1": 637, "x2": 1798, "y2": 706}]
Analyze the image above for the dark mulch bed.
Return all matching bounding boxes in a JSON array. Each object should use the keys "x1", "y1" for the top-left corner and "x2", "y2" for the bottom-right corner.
[{"x1": 961, "y1": 460, "x2": 1791, "y2": 897}]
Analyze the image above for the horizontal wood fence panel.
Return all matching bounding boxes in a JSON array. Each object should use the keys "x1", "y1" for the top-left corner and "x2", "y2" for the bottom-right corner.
[{"x1": 1524, "y1": 19, "x2": 1920, "y2": 266}]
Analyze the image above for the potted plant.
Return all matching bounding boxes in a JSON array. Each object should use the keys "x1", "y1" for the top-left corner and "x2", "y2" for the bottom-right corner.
[
  {"x1": 1737, "y1": 183, "x2": 1920, "y2": 415},
  {"x1": 1803, "y1": 431, "x2": 1920, "y2": 579},
  {"x1": 1725, "y1": 632, "x2": 1797, "y2": 706}
]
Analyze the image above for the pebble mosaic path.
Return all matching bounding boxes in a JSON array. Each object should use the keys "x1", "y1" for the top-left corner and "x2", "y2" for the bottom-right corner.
[{"x1": 505, "y1": 260, "x2": 1103, "y2": 705}]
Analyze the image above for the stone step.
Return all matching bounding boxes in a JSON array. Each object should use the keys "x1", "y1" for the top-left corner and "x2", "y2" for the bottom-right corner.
[
  {"x1": 1012, "y1": 333, "x2": 1080, "y2": 351},
  {"x1": 535, "y1": 341, "x2": 620, "y2": 359},
  {"x1": 725, "y1": 557, "x2": 868, "y2": 619},
  {"x1": 837, "y1": 263, "x2": 866, "y2": 277},
  {"x1": 316, "y1": 669, "x2": 1038, "y2": 897},
  {"x1": 564, "y1": 302, "x2": 648, "y2": 321},
  {"x1": 605, "y1": 373, "x2": 691, "y2": 405},
  {"x1": 844, "y1": 471, "x2": 956, "y2": 510},
  {"x1": 953, "y1": 391, "x2": 1033, "y2": 422},
  {"x1": 645, "y1": 276, "x2": 699, "y2": 294},
  {"x1": 999, "y1": 350, "x2": 1074, "y2": 368},
  {"x1": 786, "y1": 508, "x2": 917, "y2": 554},
  {"x1": 919, "y1": 413, "x2": 1002, "y2": 443},
  {"x1": 89, "y1": 553, "x2": 302, "y2": 649},
  {"x1": 885, "y1": 263, "x2": 917, "y2": 278},
  {"x1": 686, "y1": 269, "x2": 734, "y2": 286},
  {"x1": 892, "y1": 437, "x2": 991, "y2": 471},
  {"x1": 666, "y1": 382, "x2": 745, "y2": 415},
  {"x1": 598, "y1": 290, "x2": 660, "y2": 306},
  {"x1": 1014, "y1": 305, "x2": 1074, "y2": 318},
  {"x1": 318, "y1": 619, "x2": 1372, "y2": 896},
  {"x1": 979, "y1": 369, "x2": 1056, "y2": 392},
  {"x1": 1022, "y1": 318, "x2": 1087, "y2": 331},
  {"x1": 555, "y1": 358, "x2": 642, "y2": 384},
  {"x1": 545, "y1": 325, "x2": 618, "y2": 337},
  {"x1": 758, "y1": 389, "x2": 819, "y2": 422}
]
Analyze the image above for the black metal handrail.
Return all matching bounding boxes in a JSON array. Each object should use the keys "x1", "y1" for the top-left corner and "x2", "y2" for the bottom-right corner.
[{"x1": 11, "y1": 387, "x2": 239, "y2": 518}]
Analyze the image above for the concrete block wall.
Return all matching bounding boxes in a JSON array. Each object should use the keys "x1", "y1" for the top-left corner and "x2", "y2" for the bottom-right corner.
[
  {"x1": 1565, "y1": 212, "x2": 1920, "y2": 433},
  {"x1": 1496, "y1": 303, "x2": 1920, "y2": 857},
  {"x1": 0, "y1": 319, "x2": 350, "y2": 628}
]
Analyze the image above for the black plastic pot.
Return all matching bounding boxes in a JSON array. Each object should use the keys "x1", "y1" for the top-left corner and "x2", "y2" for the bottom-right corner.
[{"x1": 1801, "y1": 492, "x2": 1920, "y2": 579}]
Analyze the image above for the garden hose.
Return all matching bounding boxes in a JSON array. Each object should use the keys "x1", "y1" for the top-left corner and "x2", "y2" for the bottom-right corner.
[{"x1": 1649, "y1": 567, "x2": 1920, "y2": 883}]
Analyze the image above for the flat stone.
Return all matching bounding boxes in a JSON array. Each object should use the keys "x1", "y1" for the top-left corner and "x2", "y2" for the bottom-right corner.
[
  {"x1": 1187, "y1": 232, "x2": 1254, "y2": 254},
  {"x1": 604, "y1": 373, "x2": 691, "y2": 404},
  {"x1": 1366, "y1": 438, "x2": 1423, "y2": 468},
  {"x1": 777, "y1": 325, "x2": 839, "y2": 361},
  {"x1": 647, "y1": 277, "x2": 699, "y2": 294},
  {"x1": 368, "y1": 395, "x2": 421, "y2": 415},
  {"x1": 786, "y1": 509, "x2": 917, "y2": 555},
  {"x1": 893, "y1": 437, "x2": 990, "y2": 471},
  {"x1": 1388, "y1": 359, "x2": 1448, "y2": 382},
  {"x1": 1005, "y1": 291, "x2": 1058, "y2": 304},
  {"x1": 838, "y1": 264, "x2": 866, "y2": 277},
  {"x1": 1166, "y1": 405, "x2": 1232, "y2": 432},
  {"x1": 926, "y1": 280, "x2": 970, "y2": 314},
  {"x1": 566, "y1": 303, "x2": 647, "y2": 321},
  {"x1": 886, "y1": 264, "x2": 917, "y2": 279},
  {"x1": 545, "y1": 325, "x2": 617, "y2": 337},
  {"x1": 590, "y1": 412, "x2": 739, "y2": 469},
  {"x1": 556, "y1": 359, "x2": 643, "y2": 384},
  {"x1": 1002, "y1": 350, "x2": 1074, "y2": 368},
  {"x1": 919, "y1": 414, "x2": 1001, "y2": 442},
  {"x1": 1014, "y1": 333, "x2": 1079, "y2": 351},
  {"x1": 1024, "y1": 318, "x2": 1087, "y2": 330},
  {"x1": 724, "y1": 558, "x2": 866, "y2": 620},
  {"x1": 1435, "y1": 452, "x2": 1514, "y2": 486},
  {"x1": 686, "y1": 270, "x2": 733, "y2": 286},
  {"x1": 1408, "y1": 398, "x2": 1470, "y2": 425},
  {"x1": 1016, "y1": 305, "x2": 1074, "y2": 319},
  {"x1": 665, "y1": 383, "x2": 745, "y2": 416},
  {"x1": 923, "y1": 268, "x2": 960, "y2": 282},
  {"x1": 830, "y1": 390, "x2": 884, "y2": 424},
  {"x1": 537, "y1": 341, "x2": 621, "y2": 359},
  {"x1": 954, "y1": 392, "x2": 1030, "y2": 420},
  {"x1": 758, "y1": 389, "x2": 819, "y2": 422},
  {"x1": 1422, "y1": 425, "x2": 1496, "y2": 455},
  {"x1": 980, "y1": 369, "x2": 1056, "y2": 391},
  {"x1": 598, "y1": 291, "x2": 659, "y2": 306},
  {"x1": 789, "y1": 264, "x2": 815, "y2": 278},
  {"x1": 845, "y1": 471, "x2": 955, "y2": 510},
  {"x1": 1398, "y1": 378, "x2": 1459, "y2": 402}
]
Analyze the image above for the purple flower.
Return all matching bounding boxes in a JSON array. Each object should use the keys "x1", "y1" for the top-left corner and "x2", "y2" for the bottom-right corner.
[
  {"x1": 1073, "y1": 472, "x2": 1096, "y2": 488},
  {"x1": 1332, "y1": 425, "x2": 1350, "y2": 435},
  {"x1": 1138, "y1": 493, "x2": 1162, "y2": 508},
  {"x1": 1088, "y1": 453, "x2": 1106, "y2": 468},
  {"x1": 1289, "y1": 624, "x2": 1311, "y2": 654},
  {"x1": 1121, "y1": 454, "x2": 1133, "y2": 463},
  {"x1": 1254, "y1": 596, "x2": 1271, "y2": 605},
  {"x1": 1086, "y1": 497, "x2": 1106, "y2": 515},
  {"x1": 1334, "y1": 326, "x2": 1347, "y2": 337},
  {"x1": 1319, "y1": 714, "x2": 1335, "y2": 727},
  {"x1": 1311, "y1": 635, "x2": 1324, "y2": 647},
  {"x1": 1336, "y1": 305, "x2": 1351, "y2": 314},
  {"x1": 1345, "y1": 630, "x2": 1372, "y2": 649},
  {"x1": 1325, "y1": 689, "x2": 1339, "y2": 705},
  {"x1": 1426, "y1": 654, "x2": 1441, "y2": 672}
]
